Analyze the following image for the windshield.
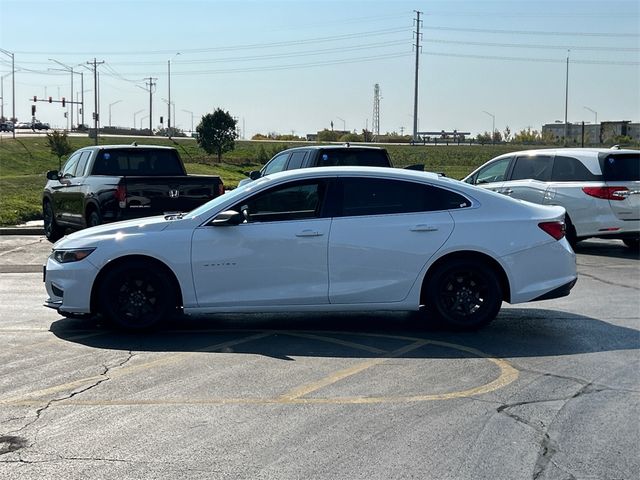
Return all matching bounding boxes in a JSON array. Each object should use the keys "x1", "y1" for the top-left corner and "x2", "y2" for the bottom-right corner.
[{"x1": 182, "y1": 176, "x2": 273, "y2": 219}]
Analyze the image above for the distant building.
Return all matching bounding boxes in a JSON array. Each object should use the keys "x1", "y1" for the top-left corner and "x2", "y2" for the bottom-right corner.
[{"x1": 542, "y1": 120, "x2": 639, "y2": 145}]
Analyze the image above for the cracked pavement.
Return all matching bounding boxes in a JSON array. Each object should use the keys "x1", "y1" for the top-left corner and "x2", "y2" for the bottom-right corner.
[{"x1": 0, "y1": 236, "x2": 638, "y2": 479}]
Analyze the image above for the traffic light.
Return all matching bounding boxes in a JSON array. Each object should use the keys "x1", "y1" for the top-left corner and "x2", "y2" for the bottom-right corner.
[
  {"x1": 48, "y1": 97, "x2": 52, "y2": 103},
  {"x1": 31, "y1": 105, "x2": 36, "y2": 116},
  {"x1": 33, "y1": 96, "x2": 37, "y2": 102},
  {"x1": 62, "y1": 97, "x2": 66, "y2": 107},
  {"x1": 160, "y1": 116, "x2": 164, "y2": 124}
]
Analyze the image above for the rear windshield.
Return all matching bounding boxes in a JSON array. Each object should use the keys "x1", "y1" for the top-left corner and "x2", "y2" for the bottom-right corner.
[
  {"x1": 318, "y1": 149, "x2": 390, "y2": 167},
  {"x1": 599, "y1": 153, "x2": 640, "y2": 181},
  {"x1": 92, "y1": 149, "x2": 184, "y2": 176}
]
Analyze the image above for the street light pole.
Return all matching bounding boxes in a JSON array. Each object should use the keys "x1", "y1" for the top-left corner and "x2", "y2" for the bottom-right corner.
[
  {"x1": 564, "y1": 50, "x2": 570, "y2": 146},
  {"x1": 182, "y1": 109, "x2": 194, "y2": 133},
  {"x1": 584, "y1": 106, "x2": 597, "y2": 125},
  {"x1": 49, "y1": 59, "x2": 74, "y2": 130},
  {"x1": 168, "y1": 52, "x2": 180, "y2": 137},
  {"x1": 0, "y1": 48, "x2": 16, "y2": 139},
  {"x1": 336, "y1": 116, "x2": 346, "y2": 132},
  {"x1": 483, "y1": 111, "x2": 495, "y2": 143},
  {"x1": 108, "y1": 100, "x2": 122, "y2": 127}
]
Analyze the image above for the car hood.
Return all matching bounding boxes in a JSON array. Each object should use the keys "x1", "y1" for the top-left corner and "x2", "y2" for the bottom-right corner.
[{"x1": 53, "y1": 215, "x2": 170, "y2": 249}]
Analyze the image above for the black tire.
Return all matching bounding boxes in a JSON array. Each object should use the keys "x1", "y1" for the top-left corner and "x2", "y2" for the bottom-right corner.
[
  {"x1": 565, "y1": 216, "x2": 579, "y2": 249},
  {"x1": 98, "y1": 261, "x2": 176, "y2": 331},
  {"x1": 425, "y1": 259, "x2": 502, "y2": 330},
  {"x1": 87, "y1": 210, "x2": 102, "y2": 228},
  {"x1": 623, "y1": 238, "x2": 640, "y2": 250},
  {"x1": 43, "y1": 200, "x2": 64, "y2": 243}
]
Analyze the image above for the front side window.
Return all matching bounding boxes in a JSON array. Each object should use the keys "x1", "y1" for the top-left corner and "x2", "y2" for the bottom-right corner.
[
  {"x1": 474, "y1": 157, "x2": 511, "y2": 184},
  {"x1": 338, "y1": 178, "x2": 470, "y2": 217},
  {"x1": 74, "y1": 151, "x2": 92, "y2": 177},
  {"x1": 233, "y1": 180, "x2": 326, "y2": 223},
  {"x1": 511, "y1": 155, "x2": 553, "y2": 181},
  {"x1": 262, "y1": 153, "x2": 290, "y2": 176},
  {"x1": 60, "y1": 152, "x2": 81, "y2": 178}
]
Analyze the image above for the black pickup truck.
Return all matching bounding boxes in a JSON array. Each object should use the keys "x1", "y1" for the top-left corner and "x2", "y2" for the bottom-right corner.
[
  {"x1": 43, "y1": 144, "x2": 224, "y2": 242},
  {"x1": 238, "y1": 144, "x2": 422, "y2": 187}
]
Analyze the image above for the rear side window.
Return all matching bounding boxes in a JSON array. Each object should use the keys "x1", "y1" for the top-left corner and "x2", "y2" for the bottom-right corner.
[
  {"x1": 92, "y1": 149, "x2": 184, "y2": 176},
  {"x1": 599, "y1": 153, "x2": 640, "y2": 181},
  {"x1": 510, "y1": 155, "x2": 553, "y2": 181},
  {"x1": 319, "y1": 149, "x2": 390, "y2": 167},
  {"x1": 338, "y1": 178, "x2": 470, "y2": 217},
  {"x1": 287, "y1": 151, "x2": 307, "y2": 170},
  {"x1": 551, "y1": 156, "x2": 601, "y2": 181}
]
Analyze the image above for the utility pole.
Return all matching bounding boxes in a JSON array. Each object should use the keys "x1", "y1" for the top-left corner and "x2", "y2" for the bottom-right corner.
[
  {"x1": 144, "y1": 77, "x2": 157, "y2": 132},
  {"x1": 87, "y1": 58, "x2": 104, "y2": 145},
  {"x1": 412, "y1": 10, "x2": 422, "y2": 143},
  {"x1": 0, "y1": 48, "x2": 16, "y2": 139},
  {"x1": 564, "y1": 50, "x2": 570, "y2": 146},
  {"x1": 372, "y1": 83, "x2": 380, "y2": 141}
]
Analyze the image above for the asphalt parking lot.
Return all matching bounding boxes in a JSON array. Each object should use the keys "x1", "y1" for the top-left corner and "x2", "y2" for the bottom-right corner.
[{"x1": 0, "y1": 235, "x2": 638, "y2": 479}]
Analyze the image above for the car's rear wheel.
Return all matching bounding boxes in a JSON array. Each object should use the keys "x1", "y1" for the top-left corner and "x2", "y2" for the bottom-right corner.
[
  {"x1": 87, "y1": 210, "x2": 102, "y2": 228},
  {"x1": 425, "y1": 259, "x2": 502, "y2": 330},
  {"x1": 623, "y1": 237, "x2": 639, "y2": 250},
  {"x1": 98, "y1": 261, "x2": 175, "y2": 331},
  {"x1": 43, "y1": 200, "x2": 64, "y2": 243}
]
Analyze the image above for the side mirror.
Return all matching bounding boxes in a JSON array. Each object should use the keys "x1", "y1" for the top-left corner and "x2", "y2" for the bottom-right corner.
[
  {"x1": 210, "y1": 210, "x2": 244, "y2": 226},
  {"x1": 249, "y1": 170, "x2": 261, "y2": 180},
  {"x1": 46, "y1": 170, "x2": 60, "y2": 181}
]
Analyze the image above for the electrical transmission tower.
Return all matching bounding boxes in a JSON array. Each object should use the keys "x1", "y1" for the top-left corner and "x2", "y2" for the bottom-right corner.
[{"x1": 372, "y1": 83, "x2": 380, "y2": 142}]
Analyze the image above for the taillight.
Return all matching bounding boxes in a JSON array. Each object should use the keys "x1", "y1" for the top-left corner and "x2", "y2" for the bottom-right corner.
[
  {"x1": 582, "y1": 186, "x2": 628, "y2": 201},
  {"x1": 539, "y1": 221, "x2": 565, "y2": 241},
  {"x1": 115, "y1": 184, "x2": 127, "y2": 208}
]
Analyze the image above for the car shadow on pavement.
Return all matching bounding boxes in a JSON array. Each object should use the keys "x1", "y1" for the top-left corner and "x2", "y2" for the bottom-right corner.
[
  {"x1": 573, "y1": 240, "x2": 640, "y2": 260},
  {"x1": 49, "y1": 308, "x2": 640, "y2": 360}
]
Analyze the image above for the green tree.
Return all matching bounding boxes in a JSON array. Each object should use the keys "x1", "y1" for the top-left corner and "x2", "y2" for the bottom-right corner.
[
  {"x1": 196, "y1": 108, "x2": 238, "y2": 163},
  {"x1": 46, "y1": 130, "x2": 73, "y2": 170},
  {"x1": 317, "y1": 129, "x2": 340, "y2": 142}
]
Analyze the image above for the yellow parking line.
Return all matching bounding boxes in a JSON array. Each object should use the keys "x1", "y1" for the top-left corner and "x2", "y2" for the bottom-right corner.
[{"x1": 279, "y1": 340, "x2": 427, "y2": 401}]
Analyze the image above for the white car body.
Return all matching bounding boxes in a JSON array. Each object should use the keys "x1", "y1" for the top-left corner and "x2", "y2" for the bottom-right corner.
[
  {"x1": 44, "y1": 167, "x2": 577, "y2": 330},
  {"x1": 463, "y1": 148, "x2": 640, "y2": 245}
]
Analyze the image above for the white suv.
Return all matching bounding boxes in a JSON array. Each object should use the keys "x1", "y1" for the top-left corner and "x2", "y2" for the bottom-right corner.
[{"x1": 463, "y1": 147, "x2": 640, "y2": 249}]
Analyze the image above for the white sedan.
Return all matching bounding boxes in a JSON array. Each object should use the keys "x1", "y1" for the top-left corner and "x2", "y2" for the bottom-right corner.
[{"x1": 44, "y1": 167, "x2": 577, "y2": 331}]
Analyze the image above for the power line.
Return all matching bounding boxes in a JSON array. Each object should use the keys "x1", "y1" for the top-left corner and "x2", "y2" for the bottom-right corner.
[{"x1": 425, "y1": 25, "x2": 639, "y2": 37}]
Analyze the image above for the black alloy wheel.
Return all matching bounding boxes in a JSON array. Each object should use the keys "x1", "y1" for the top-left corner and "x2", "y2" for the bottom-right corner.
[
  {"x1": 43, "y1": 201, "x2": 64, "y2": 243},
  {"x1": 426, "y1": 259, "x2": 502, "y2": 330},
  {"x1": 88, "y1": 210, "x2": 102, "y2": 228},
  {"x1": 99, "y1": 262, "x2": 175, "y2": 331}
]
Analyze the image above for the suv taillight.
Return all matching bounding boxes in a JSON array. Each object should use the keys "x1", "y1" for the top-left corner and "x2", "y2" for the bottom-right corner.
[
  {"x1": 115, "y1": 184, "x2": 127, "y2": 208},
  {"x1": 538, "y1": 221, "x2": 565, "y2": 241},
  {"x1": 582, "y1": 186, "x2": 628, "y2": 201}
]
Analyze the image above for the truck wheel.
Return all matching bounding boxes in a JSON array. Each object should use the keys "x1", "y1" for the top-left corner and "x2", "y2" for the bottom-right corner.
[
  {"x1": 98, "y1": 261, "x2": 175, "y2": 331},
  {"x1": 43, "y1": 201, "x2": 64, "y2": 243},
  {"x1": 87, "y1": 210, "x2": 102, "y2": 228},
  {"x1": 424, "y1": 259, "x2": 502, "y2": 330}
]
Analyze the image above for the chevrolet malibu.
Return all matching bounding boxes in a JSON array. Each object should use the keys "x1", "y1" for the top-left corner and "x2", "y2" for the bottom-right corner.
[{"x1": 44, "y1": 167, "x2": 577, "y2": 331}]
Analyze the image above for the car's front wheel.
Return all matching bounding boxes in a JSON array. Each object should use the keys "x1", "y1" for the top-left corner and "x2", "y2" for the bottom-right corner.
[
  {"x1": 98, "y1": 261, "x2": 176, "y2": 331},
  {"x1": 425, "y1": 259, "x2": 502, "y2": 330},
  {"x1": 43, "y1": 200, "x2": 64, "y2": 243}
]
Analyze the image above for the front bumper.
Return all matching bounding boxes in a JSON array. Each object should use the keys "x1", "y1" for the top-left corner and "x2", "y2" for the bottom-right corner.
[{"x1": 43, "y1": 256, "x2": 99, "y2": 314}]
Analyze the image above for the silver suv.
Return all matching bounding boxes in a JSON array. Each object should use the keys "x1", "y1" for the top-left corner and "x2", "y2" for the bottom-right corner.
[{"x1": 463, "y1": 147, "x2": 640, "y2": 249}]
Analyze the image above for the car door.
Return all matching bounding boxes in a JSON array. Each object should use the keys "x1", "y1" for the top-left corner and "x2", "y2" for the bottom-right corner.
[
  {"x1": 503, "y1": 154, "x2": 553, "y2": 204},
  {"x1": 465, "y1": 156, "x2": 513, "y2": 193},
  {"x1": 191, "y1": 179, "x2": 331, "y2": 307},
  {"x1": 51, "y1": 152, "x2": 82, "y2": 225},
  {"x1": 63, "y1": 151, "x2": 93, "y2": 226},
  {"x1": 328, "y1": 177, "x2": 462, "y2": 304}
]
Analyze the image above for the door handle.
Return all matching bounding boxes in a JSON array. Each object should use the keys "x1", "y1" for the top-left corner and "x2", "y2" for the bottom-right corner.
[
  {"x1": 296, "y1": 230, "x2": 323, "y2": 237},
  {"x1": 410, "y1": 225, "x2": 438, "y2": 232}
]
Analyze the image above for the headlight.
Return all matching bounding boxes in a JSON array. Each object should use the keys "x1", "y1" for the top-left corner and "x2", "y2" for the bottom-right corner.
[{"x1": 52, "y1": 248, "x2": 96, "y2": 264}]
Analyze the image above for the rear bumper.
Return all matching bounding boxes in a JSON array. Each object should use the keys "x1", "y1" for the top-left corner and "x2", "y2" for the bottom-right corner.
[{"x1": 531, "y1": 277, "x2": 578, "y2": 301}]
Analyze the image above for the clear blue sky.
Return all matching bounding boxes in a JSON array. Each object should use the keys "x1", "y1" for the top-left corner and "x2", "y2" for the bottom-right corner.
[{"x1": 1, "y1": 0, "x2": 638, "y2": 137}]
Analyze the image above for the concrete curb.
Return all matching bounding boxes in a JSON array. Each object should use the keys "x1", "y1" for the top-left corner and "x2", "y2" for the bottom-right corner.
[
  {"x1": 0, "y1": 227, "x2": 45, "y2": 235},
  {"x1": 0, "y1": 221, "x2": 45, "y2": 236}
]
